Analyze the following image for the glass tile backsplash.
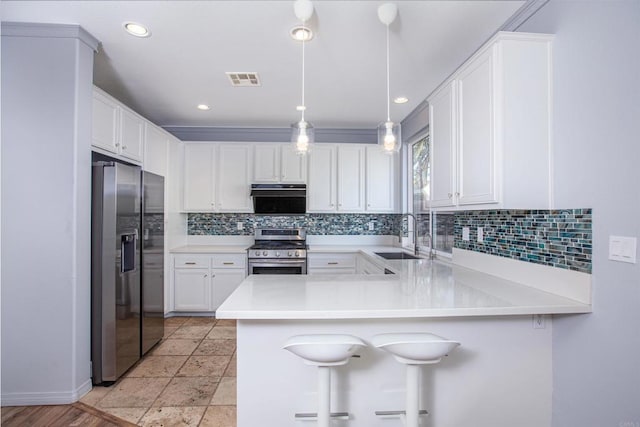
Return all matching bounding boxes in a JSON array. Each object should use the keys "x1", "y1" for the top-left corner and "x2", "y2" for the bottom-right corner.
[
  {"x1": 454, "y1": 209, "x2": 592, "y2": 273},
  {"x1": 188, "y1": 213, "x2": 398, "y2": 236},
  {"x1": 188, "y1": 208, "x2": 592, "y2": 273}
]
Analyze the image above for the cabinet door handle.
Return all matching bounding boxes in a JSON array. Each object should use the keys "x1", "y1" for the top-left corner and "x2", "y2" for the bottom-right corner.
[
  {"x1": 447, "y1": 193, "x2": 452, "y2": 198},
  {"x1": 122, "y1": 145, "x2": 127, "y2": 150},
  {"x1": 223, "y1": 262, "x2": 234, "y2": 265},
  {"x1": 328, "y1": 262, "x2": 339, "y2": 265},
  {"x1": 115, "y1": 143, "x2": 120, "y2": 147},
  {"x1": 455, "y1": 192, "x2": 460, "y2": 196},
  {"x1": 185, "y1": 262, "x2": 196, "y2": 265},
  {"x1": 204, "y1": 274, "x2": 208, "y2": 278}
]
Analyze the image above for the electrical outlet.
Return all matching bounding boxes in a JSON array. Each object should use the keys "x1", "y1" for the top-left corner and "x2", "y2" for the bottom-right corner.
[
  {"x1": 237, "y1": 222, "x2": 244, "y2": 230},
  {"x1": 477, "y1": 227, "x2": 484, "y2": 243},
  {"x1": 462, "y1": 227, "x2": 470, "y2": 241},
  {"x1": 368, "y1": 222, "x2": 375, "y2": 231},
  {"x1": 533, "y1": 314, "x2": 545, "y2": 329}
]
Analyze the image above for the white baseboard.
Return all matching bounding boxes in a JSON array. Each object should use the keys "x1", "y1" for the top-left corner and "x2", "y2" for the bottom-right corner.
[
  {"x1": 452, "y1": 248, "x2": 591, "y2": 304},
  {"x1": 1, "y1": 379, "x2": 92, "y2": 407}
]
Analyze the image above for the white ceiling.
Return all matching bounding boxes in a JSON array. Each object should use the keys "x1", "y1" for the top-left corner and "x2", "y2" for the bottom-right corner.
[{"x1": 1, "y1": 0, "x2": 525, "y2": 129}]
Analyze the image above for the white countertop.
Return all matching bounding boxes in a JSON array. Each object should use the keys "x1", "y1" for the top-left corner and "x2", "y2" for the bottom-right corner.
[
  {"x1": 216, "y1": 258, "x2": 591, "y2": 320},
  {"x1": 170, "y1": 245, "x2": 249, "y2": 254}
]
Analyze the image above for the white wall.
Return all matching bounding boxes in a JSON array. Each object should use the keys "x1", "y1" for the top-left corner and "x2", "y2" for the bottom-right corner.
[
  {"x1": 518, "y1": 1, "x2": 640, "y2": 425},
  {"x1": 1, "y1": 23, "x2": 97, "y2": 405}
]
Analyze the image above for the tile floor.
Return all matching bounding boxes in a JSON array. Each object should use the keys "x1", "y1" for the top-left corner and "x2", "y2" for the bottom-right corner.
[{"x1": 81, "y1": 317, "x2": 237, "y2": 427}]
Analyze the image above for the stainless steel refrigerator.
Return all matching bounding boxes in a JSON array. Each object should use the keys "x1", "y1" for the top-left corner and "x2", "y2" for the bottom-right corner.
[
  {"x1": 141, "y1": 171, "x2": 165, "y2": 355},
  {"x1": 91, "y1": 159, "x2": 164, "y2": 385}
]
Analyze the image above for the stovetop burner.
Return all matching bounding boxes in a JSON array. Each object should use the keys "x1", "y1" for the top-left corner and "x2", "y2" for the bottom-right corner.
[
  {"x1": 249, "y1": 240, "x2": 307, "y2": 250},
  {"x1": 248, "y1": 228, "x2": 307, "y2": 259}
]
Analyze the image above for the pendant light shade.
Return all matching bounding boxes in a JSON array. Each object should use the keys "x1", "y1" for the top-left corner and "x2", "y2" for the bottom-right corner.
[
  {"x1": 291, "y1": 0, "x2": 314, "y2": 156},
  {"x1": 291, "y1": 119, "x2": 315, "y2": 153},
  {"x1": 377, "y1": 120, "x2": 401, "y2": 153},
  {"x1": 377, "y1": 3, "x2": 401, "y2": 155}
]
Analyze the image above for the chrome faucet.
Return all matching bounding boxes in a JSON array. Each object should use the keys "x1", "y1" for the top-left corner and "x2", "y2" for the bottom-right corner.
[
  {"x1": 400, "y1": 213, "x2": 436, "y2": 259},
  {"x1": 400, "y1": 213, "x2": 419, "y2": 256}
]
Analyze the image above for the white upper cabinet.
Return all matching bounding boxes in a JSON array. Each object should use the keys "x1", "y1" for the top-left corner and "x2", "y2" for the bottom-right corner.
[
  {"x1": 253, "y1": 144, "x2": 280, "y2": 182},
  {"x1": 119, "y1": 108, "x2": 145, "y2": 162},
  {"x1": 307, "y1": 144, "x2": 337, "y2": 212},
  {"x1": 429, "y1": 81, "x2": 457, "y2": 208},
  {"x1": 427, "y1": 32, "x2": 553, "y2": 210},
  {"x1": 457, "y1": 46, "x2": 497, "y2": 206},
  {"x1": 91, "y1": 87, "x2": 144, "y2": 163},
  {"x1": 217, "y1": 144, "x2": 252, "y2": 212},
  {"x1": 92, "y1": 90, "x2": 119, "y2": 153},
  {"x1": 280, "y1": 145, "x2": 307, "y2": 183},
  {"x1": 337, "y1": 145, "x2": 365, "y2": 212},
  {"x1": 365, "y1": 146, "x2": 398, "y2": 212},
  {"x1": 182, "y1": 143, "x2": 252, "y2": 212},
  {"x1": 253, "y1": 143, "x2": 306, "y2": 183},
  {"x1": 307, "y1": 143, "x2": 398, "y2": 213},
  {"x1": 144, "y1": 123, "x2": 168, "y2": 176},
  {"x1": 183, "y1": 144, "x2": 216, "y2": 211}
]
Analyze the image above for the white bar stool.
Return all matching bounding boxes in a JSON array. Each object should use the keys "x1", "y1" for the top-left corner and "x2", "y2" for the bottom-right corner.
[
  {"x1": 371, "y1": 333, "x2": 460, "y2": 427},
  {"x1": 283, "y1": 334, "x2": 367, "y2": 427}
]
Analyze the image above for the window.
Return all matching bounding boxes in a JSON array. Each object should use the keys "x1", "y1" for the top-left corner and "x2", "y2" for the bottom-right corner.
[
  {"x1": 410, "y1": 135, "x2": 454, "y2": 256},
  {"x1": 412, "y1": 136, "x2": 429, "y2": 214},
  {"x1": 410, "y1": 136, "x2": 431, "y2": 250}
]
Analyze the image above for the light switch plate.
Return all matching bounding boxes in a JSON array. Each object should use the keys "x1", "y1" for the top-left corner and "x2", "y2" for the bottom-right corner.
[
  {"x1": 477, "y1": 227, "x2": 484, "y2": 243},
  {"x1": 462, "y1": 227, "x2": 470, "y2": 241},
  {"x1": 368, "y1": 222, "x2": 375, "y2": 231},
  {"x1": 237, "y1": 222, "x2": 244, "y2": 230},
  {"x1": 609, "y1": 235, "x2": 637, "y2": 264}
]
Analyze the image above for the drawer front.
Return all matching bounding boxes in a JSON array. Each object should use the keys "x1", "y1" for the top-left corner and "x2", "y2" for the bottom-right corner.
[
  {"x1": 173, "y1": 255, "x2": 211, "y2": 269},
  {"x1": 308, "y1": 253, "x2": 357, "y2": 269},
  {"x1": 308, "y1": 267, "x2": 356, "y2": 275},
  {"x1": 211, "y1": 253, "x2": 247, "y2": 269}
]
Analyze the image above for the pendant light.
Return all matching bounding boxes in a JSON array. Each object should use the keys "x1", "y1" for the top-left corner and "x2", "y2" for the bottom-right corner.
[
  {"x1": 377, "y1": 3, "x2": 401, "y2": 154},
  {"x1": 291, "y1": 0, "x2": 315, "y2": 155}
]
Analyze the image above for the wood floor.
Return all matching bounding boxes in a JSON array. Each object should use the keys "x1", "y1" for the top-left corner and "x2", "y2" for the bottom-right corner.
[{"x1": 1, "y1": 402, "x2": 137, "y2": 427}]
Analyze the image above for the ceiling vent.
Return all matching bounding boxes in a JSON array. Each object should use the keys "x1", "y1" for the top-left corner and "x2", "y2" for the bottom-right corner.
[{"x1": 226, "y1": 72, "x2": 261, "y2": 87}]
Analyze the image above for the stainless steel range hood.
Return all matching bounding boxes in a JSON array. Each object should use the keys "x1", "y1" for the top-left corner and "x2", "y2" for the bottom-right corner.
[{"x1": 250, "y1": 184, "x2": 306, "y2": 215}]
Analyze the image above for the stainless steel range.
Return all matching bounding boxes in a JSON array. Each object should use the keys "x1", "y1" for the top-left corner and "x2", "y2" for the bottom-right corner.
[{"x1": 247, "y1": 228, "x2": 307, "y2": 275}]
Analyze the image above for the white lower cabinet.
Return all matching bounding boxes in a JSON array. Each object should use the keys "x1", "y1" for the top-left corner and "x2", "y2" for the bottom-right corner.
[
  {"x1": 307, "y1": 253, "x2": 357, "y2": 275},
  {"x1": 211, "y1": 269, "x2": 247, "y2": 310},
  {"x1": 171, "y1": 253, "x2": 247, "y2": 312},
  {"x1": 173, "y1": 268, "x2": 211, "y2": 311}
]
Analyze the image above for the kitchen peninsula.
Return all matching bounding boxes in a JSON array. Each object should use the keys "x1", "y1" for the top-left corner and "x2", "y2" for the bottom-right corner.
[{"x1": 217, "y1": 249, "x2": 591, "y2": 427}]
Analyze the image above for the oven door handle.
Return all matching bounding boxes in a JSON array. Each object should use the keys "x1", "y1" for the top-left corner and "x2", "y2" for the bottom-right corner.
[{"x1": 249, "y1": 260, "x2": 306, "y2": 268}]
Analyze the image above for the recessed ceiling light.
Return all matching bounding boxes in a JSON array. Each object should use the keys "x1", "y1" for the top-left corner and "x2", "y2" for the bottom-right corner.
[
  {"x1": 393, "y1": 96, "x2": 409, "y2": 104},
  {"x1": 197, "y1": 104, "x2": 210, "y2": 111},
  {"x1": 290, "y1": 26, "x2": 313, "y2": 42},
  {"x1": 123, "y1": 22, "x2": 151, "y2": 38}
]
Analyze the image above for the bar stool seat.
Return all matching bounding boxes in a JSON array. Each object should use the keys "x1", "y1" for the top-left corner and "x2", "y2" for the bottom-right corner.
[
  {"x1": 284, "y1": 334, "x2": 366, "y2": 426},
  {"x1": 372, "y1": 333, "x2": 460, "y2": 427}
]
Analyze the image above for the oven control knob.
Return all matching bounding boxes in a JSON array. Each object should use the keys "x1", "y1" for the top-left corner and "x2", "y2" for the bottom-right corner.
[
  {"x1": 255, "y1": 251, "x2": 260, "y2": 256},
  {"x1": 275, "y1": 251, "x2": 280, "y2": 257},
  {"x1": 262, "y1": 251, "x2": 268, "y2": 256},
  {"x1": 295, "y1": 250, "x2": 300, "y2": 257},
  {"x1": 288, "y1": 251, "x2": 293, "y2": 257}
]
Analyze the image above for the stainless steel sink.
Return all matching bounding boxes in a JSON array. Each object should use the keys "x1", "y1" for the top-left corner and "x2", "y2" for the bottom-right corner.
[{"x1": 374, "y1": 252, "x2": 421, "y2": 260}]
